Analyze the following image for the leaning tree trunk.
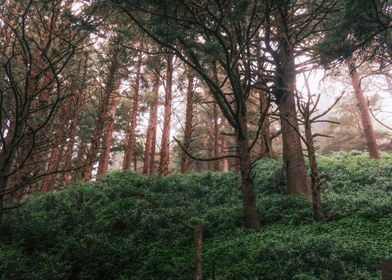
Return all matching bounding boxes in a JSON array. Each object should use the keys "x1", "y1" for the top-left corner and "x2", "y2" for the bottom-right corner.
[
  {"x1": 180, "y1": 70, "x2": 194, "y2": 174},
  {"x1": 159, "y1": 54, "x2": 174, "y2": 175},
  {"x1": 123, "y1": 50, "x2": 142, "y2": 170},
  {"x1": 347, "y1": 59, "x2": 380, "y2": 159},
  {"x1": 143, "y1": 74, "x2": 160, "y2": 175}
]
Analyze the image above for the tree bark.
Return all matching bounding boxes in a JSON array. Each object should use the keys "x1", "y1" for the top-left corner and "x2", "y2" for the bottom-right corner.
[
  {"x1": 0, "y1": 143, "x2": 18, "y2": 219},
  {"x1": 123, "y1": 50, "x2": 143, "y2": 170},
  {"x1": 62, "y1": 53, "x2": 89, "y2": 184},
  {"x1": 62, "y1": 95, "x2": 83, "y2": 184},
  {"x1": 194, "y1": 225, "x2": 203, "y2": 280},
  {"x1": 143, "y1": 74, "x2": 160, "y2": 175},
  {"x1": 275, "y1": 13, "x2": 311, "y2": 198},
  {"x1": 237, "y1": 115, "x2": 261, "y2": 229},
  {"x1": 159, "y1": 54, "x2": 174, "y2": 175},
  {"x1": 219, "y1": 119, "x2": 229, "y2": 172},
  {"x1": 208, "y1": 103, "x2": 220, "y2": 171},
  {"x1": 347, "y1": 59, "x2": 380, "y2": 159},
  {"x1": 97, "y1": 94, "x2": 118, "y2": 175},
  {"x1": 81, "y1": 43, "x2": 120, "y2": 181},
  {"x1": 39, "y1": 109, "x2": 70, "y2": 192},
  {"x1": 304, "y1": 123, "x2": 324, "y2": 221},
  {"x1": 180, "y1": 70, "x2": 194, "y2": 174},
  {"x1": 259, "y1": 91, "x2": 272, "y2": 158}
]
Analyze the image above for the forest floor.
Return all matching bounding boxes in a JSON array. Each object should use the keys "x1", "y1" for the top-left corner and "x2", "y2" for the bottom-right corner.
[{"x1": 0, "y1": 152, "x2": 391, "y2": 279}]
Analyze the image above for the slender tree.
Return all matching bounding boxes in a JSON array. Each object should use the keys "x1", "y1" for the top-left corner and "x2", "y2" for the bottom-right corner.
[
  {"x1": 180, "y1": 69, "x2": 195, "y2": 174},
  {"x1": 123, "y1": 47, "x2": 143, "y2": 170},
  {"x1": 159, "y1": 53, "x2": 174, "y2": 175},
  {"x1": 82, "y1": 35, "x2": 123, "y2": 180},
  {"x1": 347, "y1": 59, "x2": 380, "y2": 159},
  {"x1": 116, "y1": 1, "x2": 266, "y2": 228},
  {"x1": 143, "y1": 70, "x2": 160, "y2": 175}
]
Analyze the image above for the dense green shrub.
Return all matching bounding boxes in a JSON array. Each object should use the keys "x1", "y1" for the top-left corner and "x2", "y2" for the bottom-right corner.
[{"x1": 0, "y1": 153, "x2": 391, "y2": 279}]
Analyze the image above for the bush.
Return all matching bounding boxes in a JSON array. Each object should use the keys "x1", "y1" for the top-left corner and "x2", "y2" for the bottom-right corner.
[{"x1": 0, "y1": 153, "x2": 391, "y2": 279}]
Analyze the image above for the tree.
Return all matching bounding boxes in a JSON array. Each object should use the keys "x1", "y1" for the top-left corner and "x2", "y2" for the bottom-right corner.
[
  {"x1": 297, "y1": 72, "x2": 343, "y2": 221},
  {"x1": 0, "y1": 0, "x2": 94, "y2": 212},
  {"x1": 261, "y1": 0, "x2": 340, "y2": 198},
  {"x1": 81, "y1": 34, "x2": 124, "y2": 180},
  {"x1": 123, "y1": 42, "x2": 143, "y2": 170},
  {"x1": 159, "y1": 52, "x2": 175, "y2": 175},
  {"x1": 180, "y1": 69, "x2": 195, "y2": 174},
  {"x1": 347, "y1": 59, "x2": 380, "y2": 159},
  {"x1": 143, "y1": 55, "x2": 161, "y2": 175},
  {"x1": 115, "y1": 0, "x2": 266, "y2": 228}
]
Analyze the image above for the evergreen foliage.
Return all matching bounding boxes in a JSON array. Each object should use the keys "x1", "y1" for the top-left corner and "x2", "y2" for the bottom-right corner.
[{"x1": 0, "y1": 154, "x2": 391, "y2": 279}]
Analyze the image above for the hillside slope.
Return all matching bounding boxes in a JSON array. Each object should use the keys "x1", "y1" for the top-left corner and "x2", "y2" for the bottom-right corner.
[{"x1": 0, "y1": 153, "x2": 391, "y2": 279}]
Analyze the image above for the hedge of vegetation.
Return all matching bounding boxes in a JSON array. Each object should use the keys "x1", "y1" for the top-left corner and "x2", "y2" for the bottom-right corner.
[{"x1": 0, "y1": 153, "x2": 391, "y2": 279}]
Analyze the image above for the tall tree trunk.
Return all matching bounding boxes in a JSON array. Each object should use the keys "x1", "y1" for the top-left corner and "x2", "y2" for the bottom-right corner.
[
  {"x1": 40, "y1": 107, "x2": 71, "y2": 192},
  {"x1": 347, "y1": 59, "x2": 380, "y2": 159},
  {"x1": 62, "y1": 96, "x2": 83, "y2": 184},
  {"x1": 159, "y1": 54, "x2": 174, "y2": 175},
  {"x1": 237, "y1": 115, "x2": 261, "y2": 229},
  {"x1": 256, "y1": 36, "x2": 272, "y2": 159},
  {"x1": 143, "y1": 74, "x2": 160, "y2": 175},
  {"x1": 194, "y1": 225, "x2": 203, "y2": 280},
  {"x1": 63, "y1": 53, "x2": 89, "y2": 184},
  {"x1": 208, "y1": 103, "x2": 220, "y2": 171},
  {"x1": 278, "y1": 87, "x2": 311, "y2": 197},
  {"x1": 180, "y1": 70, "x2": 194, "y2": 174},
  {"x1": 81, "y1": 44, "x2": 120, "y2": 181},
  {"x1": 123, "y1": 50, "x2": 142, "y2": 170},
  {"x1": 275, "y1": 14, "x2": 311, "y2": 198},
  {"x1": 304, "y1": 123, "x2": 324, "y2": 221},
  {"x1": 220, "y1": 119, "x2": 229, "y2": 172},
  {"x1": 0, "y1": 140, "x2": 18, "y2": 218},
  {"x1": 97, "y1": 94, "x2": 118, "y2": 175},
  {"x1": 259, "y1": 91, "x2": 272, "y2": 158}
]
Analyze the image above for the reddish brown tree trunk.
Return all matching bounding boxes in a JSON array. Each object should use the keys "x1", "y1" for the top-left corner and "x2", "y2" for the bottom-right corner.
[
  {"x1": 97, "y1": 94, "x2": 118, "y2": 175},
  {"x1": 40, "y1": 107, "x2": 71, "y2": 192},
  {"x1": 81, "y1": 98, "x2": 108, "y2": 181},
  {"x1": 159, "y1": 54, "x2": 174, "y2": 175},
  {"x1": 143, "y1": 74, "x2": 160, "y2": 175},
  {"x1": 237, "y1": 115, "x2": 261, "y2": 229},
  {"x1": 278, "y1": 90, "x2": 311, "y2": 198},
  {"x1": 208, "y1": 103, "x2": 220, "y2": 171},
  {"x1": 259, "y1": 91, "x2": 272, "y2": 158},
  {"x1": 123, "y1": 50, "x2": 142, "y2": 170},
  {"x1": 347, "y1": 59, "x2": 380, "y2": 159},
  {"x1": 180, "y1": 70, "x2": 194, "y2": 174},
  {"x1": 81, "y1": 44, "x2": 120, "y2": 181},
  {"x1": 275, "y1": 14, "x2": 311, "y2": 198},
  {"x1": 219, "y1": 119, "x2": 229, "y2": 172},
  {"x1": 62, "y1": 95, "x2": 83, "y2": 184},
  {"x1": 194, "y1": 225, "x2": 203, "y2": 280},
  {"x1": 63, "y1": 53, "x2": 89, "y2": 184}
]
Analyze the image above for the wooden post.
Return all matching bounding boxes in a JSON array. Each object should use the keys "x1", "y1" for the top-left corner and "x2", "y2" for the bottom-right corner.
[
  {"x1": 381, "y1": 259, "x2": 392, "y2": 280},
  {"x1": 194, "y1": 225, "x2": 203, "y2": 280}
]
